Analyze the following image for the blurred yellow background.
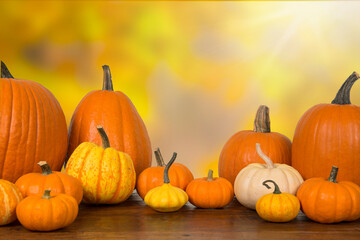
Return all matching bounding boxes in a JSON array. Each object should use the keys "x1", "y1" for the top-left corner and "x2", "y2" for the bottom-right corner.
[{"x1": 1, "y1": 1, "x2": 360, "y2": 178}]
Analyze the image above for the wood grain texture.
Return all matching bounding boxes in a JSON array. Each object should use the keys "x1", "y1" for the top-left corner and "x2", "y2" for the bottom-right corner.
[{"x1": 1, "y1": 192, "x2": 360, "y2": 240}]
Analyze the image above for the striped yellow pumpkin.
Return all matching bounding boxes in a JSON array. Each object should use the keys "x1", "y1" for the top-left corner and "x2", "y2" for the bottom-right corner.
[
  {"x1": 66, "y1": 125, "x2": 135, "y2": 204},
  {"x1": 0, "y1": 179, "x2": 23, "y2": 225}
]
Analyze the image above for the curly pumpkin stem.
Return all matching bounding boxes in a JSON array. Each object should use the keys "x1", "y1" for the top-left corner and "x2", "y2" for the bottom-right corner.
[
  {"x1": 163, "y1": 152, "x2": 177, "y2": 184},
  {"x1": 207, "y1": 169, "x2": 214, "y2": 181},
  {"x1": 102, "y1": 65, "x2": 114, "y2": 91},
  {"x1": 42, "y1": 190, "x2": 52, "y2": 199},
  {"x1": 37, "y1": 161, "x2": 53, "y2": 175},
  {"x1": 328, "y1": 166, "x2": 338, "y2": 183},
  {"x1": 154, "y1": 148, "x2": 166, "y2": 167},
  {"x1": 97, "y1": 125, "x2": 110, "y2": 149},
  {"x1": 254, "y1": 105, "x2": 270, "y2": 133},
  {"x1": 331, "y1": 72, "x2": 359, "y2": 105},
  {"x1": 263, "y1": 180, "x2": 282, "y2": 194},
  {"x1": 1, "y1": 61, "x2": 14, "y2": 78},
  {"x1": 255, "y1": 143, "x2": 275, "y2": 169}
]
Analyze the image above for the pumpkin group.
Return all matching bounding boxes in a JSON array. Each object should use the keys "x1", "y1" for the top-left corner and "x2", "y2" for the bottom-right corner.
[
  {"x1": 234, "y1": 143, "x2": 303, "y2": 209},
  {"x1": 0, "y1": 179, "x2": 23, "y2": 225},
  {"x1": 144, "y1": 152, "x2": 188, "y2": 212},
  {"x1": 136, "y1": 148, "x2": 194, "y2": 199},
  {"x1": 186, "y1": 169, "x2": 233, "y2": 208},
  {"x1": 15, "y1": 161, "x2": 83, "y2": 204},
  {"x1": 67, "y1": 65, "x2": 152, "y2": 177},
  {"x1": 66, "y1": 125, "x2": 135, "y2": 204},
  {"x1": 219, "y1": 105, "x2": 292, "y2": 186},
  {"x1": 0, "y1": 62, "x2": 68, "y2": 182},
  {"x1": 292, "y1": 72, "x2": 360, "y2": 185},
  {"x1": 256, "y1": 180, "x2": 300, "y2": 222},
  {"x1": 16, "y1": 190, "x2": 78, "y2": 231},
  {"x1": 297, "y1": 166, "x2": 360, "y2": 223}
]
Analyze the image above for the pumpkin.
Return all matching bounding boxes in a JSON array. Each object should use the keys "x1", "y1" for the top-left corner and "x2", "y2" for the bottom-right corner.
[
  {"x1": 66, "y1": 125, "x2": 135, "y2": 204},
  {"x1": 219, "y1": 105, "x2": 292, "y2": 186},
  {"x1": 67, "y1": 65, "x2": 151, "y2": 177},
  {"x1": 16, "y1": 190, "x2": 78, "y2": 231},
  {"x1": 0, "y1": 61, "x2": 68, "y2": 182},
  {"x1": 144, "y1": 152, "x2": 188, "y2": 212},
  {"x1": 234, "y1": 143, "x2": 303, "y2": 210},
  {"x1": 15, "y1": 161, "x2": 83, "y2": 204},
  {"x1": 0, "y1": 179, "x2": 23, "y2": 225},
  {"x1": 136, "y1": 148, "x2": 194, "y2": 199},
  {"x1": 297, "y1": 166, "x2": 360, "y2": 223},
  {"x1": 186, "y1": 169, "x2": 234, "y2": 208},
  {"x1": 256, "y1": 180, "x2": 300, "y2": 222},
  {"x1": 292, "y1": 72, "x2": 360, "y2": 185}
]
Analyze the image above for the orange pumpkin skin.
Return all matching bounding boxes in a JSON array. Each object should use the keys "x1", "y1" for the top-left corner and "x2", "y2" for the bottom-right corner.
[
  {"x1": 186, "y1": 170, "x2": 234, "y2": 208},
  {"x1": 67, "y1": 66, "x2": 151, "y2": 177},
  {"x1": 16, "y1": 190, "x2": 78, "y2": 231},
  {"x1": 136, "y1": 149, "x2": 194, "y2": 199},
  {"x1": 292, "y1": 72, "x2": 360, "y2": 185},
  {"x1": 0, "y1": 179, "x2": 23, "y2": 225},
  {"x1": 0, "y1": 62, "x2": 68, "y2": 183},
  {"x1": 297, "y1": 167, "x2": 360, "y2": 223},
  {"x1": 15, "y1": 161, "x2": 83, "y2": 204},
  {"x1": 219, "y1": 105, "x2": 292, "y2": 186}
]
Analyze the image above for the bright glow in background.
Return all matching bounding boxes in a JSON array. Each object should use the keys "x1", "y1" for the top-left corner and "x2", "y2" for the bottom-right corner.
[{"x1": 1, "y1": 1, "x2": 360, "y2": 177}]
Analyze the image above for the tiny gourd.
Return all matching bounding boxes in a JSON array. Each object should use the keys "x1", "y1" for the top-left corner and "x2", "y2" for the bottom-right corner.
[
  {"x1": 186, "y1": 169, "x2": 234, "y2": 208},
  {"x1": 15, "y1": 161, "x2": 83, "y2": 204},
  {"x1": 297, "y1": 166, "x2": 360, "y2": 223},
  {"x1": 16, "y1": 190, "x2": 78, "y2": 231},
  {"x1": 136, "y1": 148, "x2": 194, "y2": 199},
  {"x1": 144, "y1": 152, "x2": 188, "y2": 212},
  {"x1": 0, "y1": 179, "x2": 23, "y2": 225},
  {"x1": 256, "y1": 180, "x2": 300, "y2": 222},
  {"x1": 66, "y1": 125, "x2": 135, "y2": 204},
  {"x1": 234, "y1": 143, "x2": 303, "y2": 209}
]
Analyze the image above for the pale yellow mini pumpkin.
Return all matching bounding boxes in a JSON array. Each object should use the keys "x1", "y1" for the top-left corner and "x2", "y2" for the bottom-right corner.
[
  {"x1": 145, "y1": 152, "x2": 188, "y2": 212},
  {"x1": 234, "y1": 143, "x2": 303, "y2": 209}
]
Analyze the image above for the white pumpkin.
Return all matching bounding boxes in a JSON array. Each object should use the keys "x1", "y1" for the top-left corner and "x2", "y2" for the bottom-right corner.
[{"x1": 234, "y1": 143, "x2": 303, "y2": 210}]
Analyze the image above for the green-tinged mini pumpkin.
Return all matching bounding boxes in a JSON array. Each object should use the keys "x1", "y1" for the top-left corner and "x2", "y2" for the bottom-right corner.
[
  {"x1": 16, "y1": 190, "x2": 78, "y2": 231},
  {"x1": 292, "y1": 72, "x2": 360, "y2": 185},
  {"x1": 256, "y1": 180, "x2": 300, "y2": 222},
  {"x1": 297, "y1": 166, "x2": 360, "y2": 223},
  {"x1": 144, "y1": 152, "x2": 188, "y2": 212},
  {"x1": 0, "y1": 62, "x2": 68, "y2": 182},
  {"x1": 15, "y1": 161, "x2": 83, "y2": 204},
  {"x1": 66, "y1": 125, "x2": 135, "y2": 204},
  {"x1": 0, "y1": 179, "x2": 23, "y2": 225},
  {"x1": 234, "y1": 143, "x2": 303, "y2": 210},
  {"x1": 186, "y1": 169, "x2": 234, "y2": 208},
  {"x1": 136, "y1": 148, "x2": 194, "y2": 199},
  {"x1": 219, "y1": 105, "x2": 292, "y2": 186}
]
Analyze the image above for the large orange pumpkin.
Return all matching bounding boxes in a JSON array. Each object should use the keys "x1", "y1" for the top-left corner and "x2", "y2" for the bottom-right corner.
[
  {"x1": 219, "y1": 105, "x2": 292, "y2": 186},
  {"x1": 0, "y1": 61, "x2": 68, "y2": 182},
  {"x1": 292, "y1": 72, "x2": 360, "y2": 185},
  {"x1": 67, "y1": 65, "x2": 151, "y2": 177},
  {"x1": 136, "y1": 148, "x2": 194, "y2": 199}
]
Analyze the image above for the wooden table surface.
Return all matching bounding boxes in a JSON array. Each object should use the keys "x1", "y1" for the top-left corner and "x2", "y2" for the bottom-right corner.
[{"x1": 2, "y1": 192, "x2": 360, "y2": 240}]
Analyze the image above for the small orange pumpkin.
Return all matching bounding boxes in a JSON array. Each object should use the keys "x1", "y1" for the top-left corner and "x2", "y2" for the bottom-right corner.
[
  {"x1": 186, "y1": 169, "x2": 234, "y2": 208},
  {"x1": 16, "y1": 190, "x2": 78, "y2": 231},
  {"x1": 0, "y1": 179, "x2": 23, "y2": 225},
  {"x1": 219, "y1": 105, "x2": 292, "y2": 186},
  {"x1": 297, "y1": 166, "x2": 360, "y2": 223},
  {"x1": 15, "y1": 161, "x2": 83, "y2": 204},
  {"x1": 136, "y1": 148, "x2": 194, "y2": 199}
]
